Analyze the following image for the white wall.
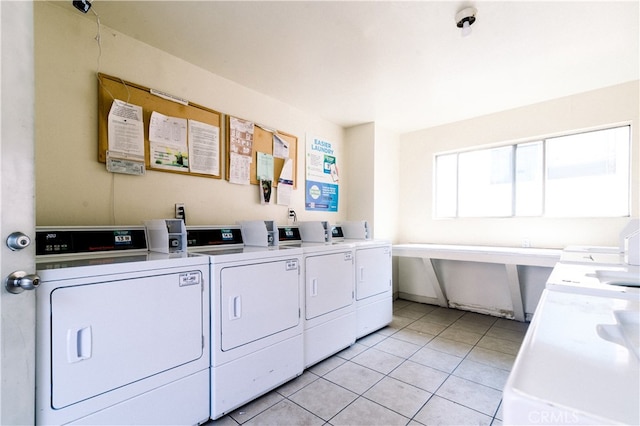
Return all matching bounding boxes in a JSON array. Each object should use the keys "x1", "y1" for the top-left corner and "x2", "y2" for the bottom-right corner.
[
  {"x1": 398, "y1": 81, "x2": 639, "y2": 248},
  {"x1": 345, "y1": 123, "x2": 399, "y2": 241},
  {"x1": 34, "y1": 2, "x2": 346, "y2": 227},
  {"x1": 372, "y1": 124, "x2": 400, "y2": 241},
  {"x1": 345, "y1": 124, "x2": 375, "y2": 224}
]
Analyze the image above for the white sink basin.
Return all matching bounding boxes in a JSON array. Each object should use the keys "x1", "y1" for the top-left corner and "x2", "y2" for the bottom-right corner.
[
  {"x1": 597, "y1": 310, "x2": 640, "y2": 359},
  {"x1": 595, "y1": 269, "x2": 640, "y2": 287}
]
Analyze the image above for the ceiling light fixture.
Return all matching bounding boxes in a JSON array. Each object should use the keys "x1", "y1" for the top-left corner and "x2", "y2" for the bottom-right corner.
[{"x1": 455, "y1": 7, "x2": 477, "y2": 37}]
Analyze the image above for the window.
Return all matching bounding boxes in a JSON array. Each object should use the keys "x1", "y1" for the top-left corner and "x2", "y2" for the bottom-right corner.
[
  {"x1": 458, "y1": 146, "x2": 513, "y2": 217},
  {"x1": 515, "y1": 142, "x2": 543, "y2": 216},
  {"x1": 434, "y1": 154, "x2": 457, "y2": 217},
  {"x1": 434, "y1": 125, "x2": 630, "y2": 218}
]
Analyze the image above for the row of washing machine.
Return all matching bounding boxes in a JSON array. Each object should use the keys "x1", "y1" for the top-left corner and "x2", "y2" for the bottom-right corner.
[{"x1": 34, "y1": 220, "x2": 392, "y2": 425}]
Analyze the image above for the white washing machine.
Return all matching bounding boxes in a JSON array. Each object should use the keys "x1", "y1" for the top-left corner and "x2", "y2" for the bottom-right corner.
[
  {"x1": 547, "y1": 245, "x2": 640, "y2": 299},
  {"x1": 504, "y1": 249, "x2": 640, "y2": 425},
  {"x1": 337, "y1": 221, "x2": 392, "y2": 338},
  {"x1": 293, "y1": 222, "x2": 356, "y2": 367},
  {"x1": 35, "y1": 226, "x2": 210, "y2": 425},
  {"x1": 503, "y1": 289, "x2": 639, "y2": 425},
  {"x1": 187, "y1": 224, "x2": 304, "y2": 420}
]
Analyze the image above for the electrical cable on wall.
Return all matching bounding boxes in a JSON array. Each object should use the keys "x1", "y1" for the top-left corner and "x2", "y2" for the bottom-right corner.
[
  {"x1": 72, "y1": 0, "x2": 135, "y2": 225},
  {"x1": 75, "y1": 0, "x2": 131, "y2": 104}
]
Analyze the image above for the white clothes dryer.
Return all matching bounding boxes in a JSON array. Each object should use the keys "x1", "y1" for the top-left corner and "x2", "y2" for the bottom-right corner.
[
  {"x1": 187, "y1": 225, "x2": 304, "y2": 420},
  {"x1": 285, "y1": 222, "x2": 357, "y2": 368},
  {"x1": 337, "y1": 221, "x2": 393, "y2": 338},
  {"x1": 35, "y1": 226, "x2": 210, "y2": 426}
]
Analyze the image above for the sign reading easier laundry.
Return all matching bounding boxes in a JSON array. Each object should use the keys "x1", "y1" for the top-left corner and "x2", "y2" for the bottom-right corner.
[{"x1": 305, "y1": 135, "x2": 339, "y2": 212}]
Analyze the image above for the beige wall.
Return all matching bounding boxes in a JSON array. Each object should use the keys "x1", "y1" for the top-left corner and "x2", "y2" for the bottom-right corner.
[
  {"x1": 344, "y1": 123, "x2": 399, "y2": 241},
  {"x1": 34, "y1": 2, "x2": 638, "y2": 249},
  {"x1": 344, "y1": 124, "x2": 375, "y2": 227},
  {"x1": 372, "y1": 124, "x2": 400, "y2": 241},
  {"x1": 398, "y1": 81, "x2": 639, "y2": 248},
  {"x1": 34, "y1": 2, "x2": 346, "y2": 227}
]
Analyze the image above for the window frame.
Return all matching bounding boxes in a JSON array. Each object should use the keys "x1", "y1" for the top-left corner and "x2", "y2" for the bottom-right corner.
[{"x1": 433, "y1": 124, "x2": 632, "y2": 219}]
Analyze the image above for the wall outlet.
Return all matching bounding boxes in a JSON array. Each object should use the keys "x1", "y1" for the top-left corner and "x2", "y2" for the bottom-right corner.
[
  {"x1": 522, "y1": 238, "x2": 531, "y2": 248},
  {"x1": 175, "y1": 203, "x2": 185, "y2": 220}
]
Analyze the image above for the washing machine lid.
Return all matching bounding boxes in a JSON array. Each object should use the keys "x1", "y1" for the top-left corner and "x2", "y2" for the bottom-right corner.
[
  {"x1": 296, "y1": 241, "x2": 355, "y2": 254},
  {"x1": 344, "y1": 238, "x2": 392, "y2": 248}
]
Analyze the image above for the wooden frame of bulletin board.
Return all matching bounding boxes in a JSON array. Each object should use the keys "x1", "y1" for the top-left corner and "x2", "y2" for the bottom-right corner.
[
  {"x1": 97, "y1": 73, "x2": 223, "y2": 178},
  {"x1": 226, "y1": 115, "x2": 298, "y2": 188}
]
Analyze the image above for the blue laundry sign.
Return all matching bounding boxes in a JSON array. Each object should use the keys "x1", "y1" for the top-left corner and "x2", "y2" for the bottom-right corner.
[
  {"x1": 305, "y1": 181, "x2": 339, "y2": 212},
  {"x1": 305, "y1": 135, "x2": 339, "y2": 212}
]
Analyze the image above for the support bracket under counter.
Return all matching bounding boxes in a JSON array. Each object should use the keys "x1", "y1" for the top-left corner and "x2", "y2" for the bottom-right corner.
[{"x1": 393, "y1": 244, "x2": 562, "y2": 322}]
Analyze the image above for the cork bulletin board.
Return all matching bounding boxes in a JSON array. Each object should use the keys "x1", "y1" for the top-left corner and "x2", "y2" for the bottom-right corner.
[
  {"x1": 97, "y1": 73, "x2": 223, "y2": 178},
  {"x1": 225, "y1": 115, "x2": 298, "y2": 188}
]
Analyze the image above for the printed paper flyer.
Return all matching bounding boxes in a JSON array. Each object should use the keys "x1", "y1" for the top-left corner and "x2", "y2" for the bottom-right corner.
[{"x1": 305, "y1": 135, "x2": 339, "y2": 212}]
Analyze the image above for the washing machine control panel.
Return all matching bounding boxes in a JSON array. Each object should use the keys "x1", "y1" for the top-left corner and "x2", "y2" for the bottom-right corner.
[
  {"x1": 35, "y1": 228, "x2": 147, "y2": 256},
  {"x1": 278, "y1": 227, "x2": 302, "y2": 244},
  {"x1": 186, "y1": 227, "x2": 243, "y2": 248}
]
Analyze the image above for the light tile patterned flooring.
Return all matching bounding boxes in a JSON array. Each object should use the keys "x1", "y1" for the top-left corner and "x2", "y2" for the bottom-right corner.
[{"x1": 210, "y1": 299, "x2": 528, "y2": 426}]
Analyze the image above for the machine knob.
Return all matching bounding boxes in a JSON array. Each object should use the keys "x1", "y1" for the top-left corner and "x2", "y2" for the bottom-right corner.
[
  {"x1": 6, "y1": 232, "x2": 31, "y2": 251},
  {"x1": 5, "y1": 271, "x2": 41, "y2": 294}
]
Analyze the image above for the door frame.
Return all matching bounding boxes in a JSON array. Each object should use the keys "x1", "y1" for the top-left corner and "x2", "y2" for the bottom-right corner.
[{"x1": 0, "y1": 1, "x2": 37, "y2": 424}]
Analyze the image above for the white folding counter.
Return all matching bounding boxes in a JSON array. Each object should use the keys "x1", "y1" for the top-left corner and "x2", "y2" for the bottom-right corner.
[{"x1": 393, "y1": 244, "x2": 561, "y2": 321}]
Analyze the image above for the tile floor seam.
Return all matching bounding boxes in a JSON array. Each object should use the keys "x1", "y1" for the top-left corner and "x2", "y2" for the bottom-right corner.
[
  {"x1": 457, "y1": 318, "x2": 503, "y2": 424},
  {"x1": 279, "y1": 396, "x2": 330, "y2": 425},
  {"x1": 455, "y1": 320, "x2": 520, "y2": 371},
  {"x1": 449, "y1": 369, "x2": 508, "y2": 392},
  {"x1": 408, "y1": 392, "x2": 500, "y2": 426},
  {"x1": 405, "y1": 373, "x2": 451, "y2": 424},
  {"x1": 492, "y1": 399, "x2": 503, "y2": 421},
  {"x1": 281, "y1": 377, "x2": 357, "y2": 423},
  {"x1": 326, "y1": 394, "x2": 412, "y2": 425},
  {"x1": 448, "y1": 327, "x2": 510, "y2": 390},
  {"x1": 246, "y1": 391, "x2": 291, "y2": 423},
  {"x1": 321, "y1": 359, "x2": 387, "y2": 395},
  {"x1": 363, "y1": 354, "x2": 436, "y2": 423}
]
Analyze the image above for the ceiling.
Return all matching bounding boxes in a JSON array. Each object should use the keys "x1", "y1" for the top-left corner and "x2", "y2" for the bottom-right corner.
[{"x1": 60, "y1": 1, "x2": 639, "y2": 133}]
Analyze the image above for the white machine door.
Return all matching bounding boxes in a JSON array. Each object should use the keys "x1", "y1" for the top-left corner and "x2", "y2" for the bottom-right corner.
[
  {"x1": 50, "y1": 270, "x2": 204, "y2": 409},
  {"x1": 305, "y1": 251, "x2": 354, "y2": 319},
  {"x1": 356, "y1": 246, "x2": 392, "y2": 300},
  {"x1": 220, "y1": 259, "x2": 300, "y2": 351}
]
